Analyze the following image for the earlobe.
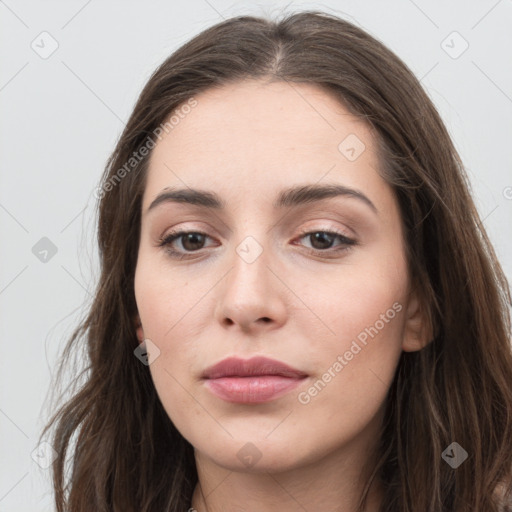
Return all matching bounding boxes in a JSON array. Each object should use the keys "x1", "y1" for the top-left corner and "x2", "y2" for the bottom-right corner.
[
  {"x1": 133, "y1": 314, "x2": 145, "y2": 343},
  {"x1": 402, "y1": 290, "x2": 433, "y2": 352}
]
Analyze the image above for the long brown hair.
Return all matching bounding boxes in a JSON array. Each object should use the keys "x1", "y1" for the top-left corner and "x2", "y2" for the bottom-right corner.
[{"x1": 40, "y1": 10, "x2": 512, "y2": 511}]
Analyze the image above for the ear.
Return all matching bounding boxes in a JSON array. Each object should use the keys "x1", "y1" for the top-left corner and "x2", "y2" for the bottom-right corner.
[
  {"x1": 133, "y1": 313, "x2": 145, "y2": 343},
  {"x1": 401, "y1": 288, "x2": 433, "y2": 352}
]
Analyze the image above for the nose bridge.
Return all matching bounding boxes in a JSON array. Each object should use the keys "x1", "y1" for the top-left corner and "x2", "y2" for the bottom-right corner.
[
  {"x1": 228, "y1": 233, "x2": 271, "y2": 302},
  {"x1": 228, "y1": 207, "x2": 271, "y2": 287},
  {"x1": 214, "y1": 230, "x2": 287, "y2": 330}
]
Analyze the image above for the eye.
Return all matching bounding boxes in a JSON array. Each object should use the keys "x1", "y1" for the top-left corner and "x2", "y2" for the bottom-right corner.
[
  {"x1": 158, "y1": 230, "x2": 215, "y2": 258},
  {"x1": 294, "y1": 229, "x2": 357, "y2": 256}
]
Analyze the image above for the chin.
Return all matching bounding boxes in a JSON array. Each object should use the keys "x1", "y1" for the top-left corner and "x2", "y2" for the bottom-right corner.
[{"x1": 191, "y1": 432, "x2": 329, "y2": 475}]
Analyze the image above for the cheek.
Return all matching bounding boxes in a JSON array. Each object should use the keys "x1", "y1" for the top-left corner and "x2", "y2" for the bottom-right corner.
[
  {"x1": 292, "y1": 281, "x2": 405, "y2": 444},
  {"x1": 297, "y1": 253, "x2": 407, "y2": 397},
  {"x1": 134, "y1": 253, "x2": 211, "y2": 340},
  {"x1": 302, "y1": 247, "x2": 406, "y2": 338},
  {"x1": 134, "y1": 258, "x2": 215, "y2": 429}
]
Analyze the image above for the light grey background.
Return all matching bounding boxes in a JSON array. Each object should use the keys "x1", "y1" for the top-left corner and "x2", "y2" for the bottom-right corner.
[{"x1": 1, "y1": 1, "x2": 511, "y2": 510}]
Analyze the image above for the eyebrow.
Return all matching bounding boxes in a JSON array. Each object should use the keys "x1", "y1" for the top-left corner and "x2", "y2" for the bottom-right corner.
[{"x1": 146, "y1": 183, "x2": 377, "y2": 215}]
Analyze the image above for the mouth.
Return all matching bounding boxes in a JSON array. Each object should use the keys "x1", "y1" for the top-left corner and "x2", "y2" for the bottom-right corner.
[{"x1": 201, "y1": 356, "x2": 308, "y2": 404}]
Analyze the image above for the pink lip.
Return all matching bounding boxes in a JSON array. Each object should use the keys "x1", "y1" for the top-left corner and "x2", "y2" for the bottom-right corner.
[{"x1": 202, "y1": 356, "x2": 308, "y2": 404}]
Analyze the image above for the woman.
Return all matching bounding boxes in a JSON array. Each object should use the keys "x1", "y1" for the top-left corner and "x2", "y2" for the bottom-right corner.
[{"x1": 40, "y1": 10, "x2": 512, "y2": 511}]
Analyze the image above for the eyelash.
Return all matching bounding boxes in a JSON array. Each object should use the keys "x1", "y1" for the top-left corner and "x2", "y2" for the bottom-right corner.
[{"x1": 157, "y1": 228, "x2": 357, "y2": 260}]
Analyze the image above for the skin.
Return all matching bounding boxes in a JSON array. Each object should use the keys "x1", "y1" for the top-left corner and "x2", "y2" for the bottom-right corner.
[{"x1": 134, "y1": 79, "x2": 429, "y2": 512}]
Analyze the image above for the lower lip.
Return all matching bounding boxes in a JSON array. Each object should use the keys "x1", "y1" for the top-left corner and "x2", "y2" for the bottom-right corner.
[{"x1": 204, "y1": 376, "x2": 306, "y2": 403}]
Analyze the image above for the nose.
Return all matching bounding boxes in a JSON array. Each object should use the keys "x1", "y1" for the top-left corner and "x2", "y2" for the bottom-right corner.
[{"x1": 214, "y1": 239, "x2": 288, "y2": 334}]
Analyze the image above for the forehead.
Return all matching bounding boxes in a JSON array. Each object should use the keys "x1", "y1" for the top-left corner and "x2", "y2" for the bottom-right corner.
[{"x1": 143, "y1": 79, "x2": 386, "y2": 212}]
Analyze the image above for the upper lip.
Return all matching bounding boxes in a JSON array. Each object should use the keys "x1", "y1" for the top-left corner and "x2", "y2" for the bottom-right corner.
[{"x1": 201, "y1": 356, "x2": 307, "y2": 379}]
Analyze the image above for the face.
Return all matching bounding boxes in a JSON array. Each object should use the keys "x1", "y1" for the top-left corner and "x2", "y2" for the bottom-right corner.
[{"x1": 134, "y1": 79, "x2": 426, "y2": 473}]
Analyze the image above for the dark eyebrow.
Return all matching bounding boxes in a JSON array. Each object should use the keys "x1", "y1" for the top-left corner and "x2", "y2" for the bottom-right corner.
[
  {"x1": 274, "y1": 183, "x2": 377, "y2": 213},
  {"x1": 146, "y1": 183, "x2": 377, "y2": 215},
  {"x1": 146, "y1": 187, "x2": 225, "y2": 214}
]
